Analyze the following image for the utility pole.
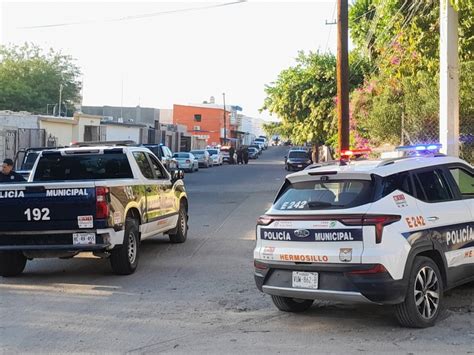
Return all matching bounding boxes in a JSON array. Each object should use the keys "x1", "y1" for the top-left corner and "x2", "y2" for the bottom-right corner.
[
  {"x1": 58, "y1": 84, "x2": 63, "y2": 117},
  {"x1": 222, "y1": 92, "x2": 227, "y2": 145},
  {"x1": 439, "y1": 0, "x2": 459, "y2": 156},
  {"x1": 336, "y1": 0, "x2": 350, "y2": 153}
]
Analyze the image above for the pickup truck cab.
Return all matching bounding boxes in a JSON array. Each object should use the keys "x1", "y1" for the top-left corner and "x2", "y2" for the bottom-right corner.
[{"x1": 0, "y1": 144, "x2": 188, "y2": 276}]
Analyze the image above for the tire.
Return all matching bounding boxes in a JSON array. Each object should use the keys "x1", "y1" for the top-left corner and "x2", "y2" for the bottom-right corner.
[
  {"x1": 0, "y1": 251, "x2": 27, "y2": 277},
  {"x1": 271, "y1": 295, "x2": 313, "y2": 313},
  {"x1": 168, "y1": 202, "x2": 188, "y2": 243},
  {"x1": 395, "y1": 256, "x2": 444, "y2": 328},
  {"x1": 110, "y1": 218, "x2": 140, "y2": 275}
]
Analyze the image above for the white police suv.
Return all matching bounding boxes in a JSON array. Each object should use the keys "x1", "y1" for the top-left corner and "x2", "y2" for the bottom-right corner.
[{"x1": 254, "y1": 147, "x2": 473, "y2": 328}]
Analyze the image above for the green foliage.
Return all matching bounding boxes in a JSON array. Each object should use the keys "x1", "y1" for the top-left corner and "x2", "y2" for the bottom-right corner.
[
  {"x1": 349, "y1": 0, "x2": 474, "y2": 154},
  {"x1": 0, "y1": 43, "x2": 82, "y2": 114},
  {"x1": 262, "y1": 51, "x2": 370, "y2": 146}
]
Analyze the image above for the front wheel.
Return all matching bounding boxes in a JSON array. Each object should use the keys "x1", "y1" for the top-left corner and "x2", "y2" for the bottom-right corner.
[
  {"x1": 271, "y1": 295, "x2": 313, "y2": 312},
  {"x1": 168, "y1": 203, "x2": 188, "y2": 243},
  {"x1": 110, "y1": 218, "x2": 140, "y2": 275},
  {"x1": 0, "y1": 251, "x2": 27, "y2": 277},
  {"x1": 395, "y1": 256, "x2": 444, "y2": 328}
]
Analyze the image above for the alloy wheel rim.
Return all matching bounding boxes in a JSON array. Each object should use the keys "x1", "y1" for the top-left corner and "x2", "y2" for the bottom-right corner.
[
  {"x1": 180, "y1": 210, "x2": 187, "y2": 234},
  {"x1": 414, "y1": 266, "x2": 440, "y2": 319},
  {"x1": 128, "y1": 231, "x2": 137, "y2": 264}
]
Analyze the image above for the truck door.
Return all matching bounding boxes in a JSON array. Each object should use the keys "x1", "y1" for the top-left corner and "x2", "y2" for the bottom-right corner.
[
  {"x1": 145, "y1": 152, "x2": 177, "y2": 230},
  {"x1": 132, "y1": 151, "x2": 158, "y2": 224}
]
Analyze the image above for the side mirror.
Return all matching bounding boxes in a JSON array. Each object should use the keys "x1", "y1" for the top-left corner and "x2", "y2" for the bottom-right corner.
[{"x1": 171, "y1": 169, "x2": 185, "y2": 182}]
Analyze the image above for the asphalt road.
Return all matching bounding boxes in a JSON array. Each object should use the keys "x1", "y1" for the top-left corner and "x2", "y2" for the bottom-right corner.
[{"x1": 1, "y1": 146, "x2": 473, "y2": 354}]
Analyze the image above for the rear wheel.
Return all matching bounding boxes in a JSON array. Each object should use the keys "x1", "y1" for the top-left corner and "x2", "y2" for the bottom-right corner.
[
  {"x1": 395, "y1": 256, "x2": 444, "y2": 328},
  {"x1": 271, "y1": 295, "x2": 313, "y2": 312},
  {"x1": 169, "y1": 203, "x2": 188, "y2": 243},
  {"x1": 110, "y1": 218, "x2": 140, "y2": 275},
  {"x1": 0, "y1": 251, "x2": 27, "y2": 277}
]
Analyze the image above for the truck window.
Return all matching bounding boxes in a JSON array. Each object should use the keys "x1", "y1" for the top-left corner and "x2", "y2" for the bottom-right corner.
[
  {"x1": 146, "y1": 153, "x2": 167, "y2": 179},
  {"x1": 34, "y1": 153, "x2": 133, "y2": 181},
  {"x1": 448, "y1": 167, "x2": 474, "y2": 199},
  {"x1": 133, "y1": 152, "x2": 154, "y2": 179}
]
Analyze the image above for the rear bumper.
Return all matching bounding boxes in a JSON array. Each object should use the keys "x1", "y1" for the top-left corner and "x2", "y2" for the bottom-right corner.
[
  {"x1": 287, "y1": 162, "x2": 311, "y2": 170},
  {"x1": 0, "y1": 228, "x2": 125, "y2": 252},
  {"x1": 254, "y1": 261, "x2": 407, "y2": 305}
]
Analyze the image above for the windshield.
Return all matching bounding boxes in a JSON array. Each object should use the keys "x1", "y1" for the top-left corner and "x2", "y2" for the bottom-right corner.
[
  {"x1": 191, "y1": 150, "x2": 204, "y2": 155},
  {"x1": 288, "y1": 151, "x2": 309, "y2": 159},
  {"x1": 274, "y1": 180, "x2": 373, "y2": 210},
  {"x1": 173, "y1": 153, "x2": 190, "y2": 158},
  {"x1": 22, "y1": 152, "x2": 40, "y2": 170},
  {"x1": 207, "y1": 149, "x2": 218, "y2": 155},
  {"x1": 33, "y1": 153, "x2": 133, "y2": 181}
]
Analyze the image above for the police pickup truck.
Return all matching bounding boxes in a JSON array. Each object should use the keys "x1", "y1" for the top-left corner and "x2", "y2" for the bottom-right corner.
[{"x1": 0, "y1": 144, "x2": 188, "y2": 276}]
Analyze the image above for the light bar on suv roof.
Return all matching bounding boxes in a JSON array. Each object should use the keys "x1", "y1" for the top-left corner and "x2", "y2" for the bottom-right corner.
[{"x1": 70, "y1": 140, "x2": 136, "y2": 147}]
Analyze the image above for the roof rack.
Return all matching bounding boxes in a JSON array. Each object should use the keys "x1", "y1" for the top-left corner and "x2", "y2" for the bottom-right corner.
[{"x1": 70, "y1": 140, "x2": 137, "y2": 147}]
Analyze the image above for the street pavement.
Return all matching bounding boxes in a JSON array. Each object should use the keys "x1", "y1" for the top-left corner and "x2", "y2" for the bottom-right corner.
[{"x1": 0, "y1": 146, "x2": 472, "y2": 354}]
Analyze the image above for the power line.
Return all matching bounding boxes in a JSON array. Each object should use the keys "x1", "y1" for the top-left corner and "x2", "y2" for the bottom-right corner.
[
  {"x1": 19, "y1": 1, "x2": 247, "y2": 29},
  {"x1": 324, "y1": 1, "x2": 337, "y2": 52}
]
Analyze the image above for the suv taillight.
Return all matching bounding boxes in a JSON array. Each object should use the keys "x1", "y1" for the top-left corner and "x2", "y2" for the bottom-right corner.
[
  {"x1": 96, "y1": 187, "x2": 109, "y2": 219},
  {"x1": 342, "y1": 215, "x2": 401, "y2": 244},
  {"x1": 257, "y1": 215, "x2": 274, "y2": 226}
]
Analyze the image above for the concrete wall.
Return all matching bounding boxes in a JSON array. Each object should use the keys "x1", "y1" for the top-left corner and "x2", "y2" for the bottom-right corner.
[
  {"x1": 39, "y1": 120, "x2": 74, "y2": 146},
  {"x1": 159, "y1": 109, "x2": 173, "y2": 124},
  {"x1": 103, "y1": 124, "x2": 141, "y2": 142},
  {"x1": 0, "y1": 112, "x2": 39, "y2": 129},
  {"x1": 82, "y1": 106, "x2": 159, "y2": 127}
]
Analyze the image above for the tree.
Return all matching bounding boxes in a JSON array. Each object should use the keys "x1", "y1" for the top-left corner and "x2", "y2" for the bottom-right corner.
[
  {"x1": 348, "y1": 0, "x2": 473, "y2": 161},
  {"x1": 0, "y1": 43, "x2": 82, "y2": 114},
  {"x1": 262, "y1": 51, "x2": 369, "y2": 161}
]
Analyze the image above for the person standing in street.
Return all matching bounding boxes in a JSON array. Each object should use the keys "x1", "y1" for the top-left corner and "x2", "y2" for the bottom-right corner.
[
  {"x1": 243, "y1": 146, "x2": 249, "y2": 164},
  {"x1": 237, "y1": 147, "x2": 243, "y2": 164},
  {"x1": 228, "y1": 146, "x2": 235, "y2": 165},
  {"x1": 0, "y1": 159, "x2": 26, "y2": 183}
]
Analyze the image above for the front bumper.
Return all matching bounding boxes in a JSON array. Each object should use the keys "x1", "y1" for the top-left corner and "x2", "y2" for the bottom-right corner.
[
  {"x1": 0, "y1": 228, "x2": 125, "y2": 252},
  {"x1": 255, "y1": 261, "x2": 406, "y2": 305}
]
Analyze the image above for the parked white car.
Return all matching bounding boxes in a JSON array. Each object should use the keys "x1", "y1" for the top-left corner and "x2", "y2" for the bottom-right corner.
[
  {"x1": 206, "y1": 148, "x2": 223, "y2": 166},
  {"x1": 173, "y1": 152, "x2": 199, "y2": 173}
]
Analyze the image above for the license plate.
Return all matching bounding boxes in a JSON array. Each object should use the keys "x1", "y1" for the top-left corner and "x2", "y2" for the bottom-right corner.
[
  {"x1": 292, "y1": 271, "x2": 319, "y2": 289},
  {"x1": 297, "y1": 164, "x2": 302, "y2": 167},
  {"x1": 73, "y1": 233, "x2": 96, "y2": 245}
]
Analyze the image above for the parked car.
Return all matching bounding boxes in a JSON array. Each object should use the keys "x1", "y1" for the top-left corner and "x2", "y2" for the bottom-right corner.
[
  {"x1": 249, "y1": 144, "x2": 263, "y2": 155},
  {"x1": 0, "y1": 143, "x2": 188, "y2": 276},
  {"x1": 248, "y1": 147, "x2": 259, "y2": 159},
  {"x1": 254, "y1": 149, "x2": 474, "y2": 328},
  {"x1": 284, "y1": 150, "x2": 312, "y2": 171},
  {"x1": 206, "y1": 148, "x2": 223, "y2": 166},
  {"x1": 190, "y1": 150, "x2": 212, "y2": 168},
  {"x1": 173, "y1": 152, "x2": 199, "y2": 173},
  {"x1": 254, "y1": 137, "x2": 268, "y2": 149},
  {"x1": 142, "y1": 144, "x2": 178, "y2": 173}
]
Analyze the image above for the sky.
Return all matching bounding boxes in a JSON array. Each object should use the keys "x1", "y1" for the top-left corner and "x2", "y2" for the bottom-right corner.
[{"x1": 1, "y1": 0, "x2": 338, "y2": 120}]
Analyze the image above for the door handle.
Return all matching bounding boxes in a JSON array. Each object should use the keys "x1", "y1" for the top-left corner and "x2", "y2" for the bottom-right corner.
[{"x1": 427, "y1": 216, "x2": 439, "y2": 222}]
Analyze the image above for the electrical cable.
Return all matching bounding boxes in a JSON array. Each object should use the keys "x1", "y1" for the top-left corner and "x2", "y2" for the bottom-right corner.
[{"x1": 20, "y1": 0, "x2": 247, "y2": 29}]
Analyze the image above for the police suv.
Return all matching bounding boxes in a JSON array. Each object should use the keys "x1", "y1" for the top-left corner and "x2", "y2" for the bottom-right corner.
[
  {"x1": 0, "y1": 143, "x2": 189, "y2": 276},
  {"x1": 254, "y1": 147, "x2": 473, "y2": 328}
]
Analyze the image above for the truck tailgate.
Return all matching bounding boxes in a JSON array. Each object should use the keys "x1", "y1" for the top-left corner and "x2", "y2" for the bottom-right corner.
[{"x1": 0, "y1": 182, "x2": 101, "y2": 232}]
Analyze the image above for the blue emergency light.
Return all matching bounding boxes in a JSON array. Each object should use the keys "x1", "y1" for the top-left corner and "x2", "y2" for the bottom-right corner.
[{"x1": 395, "y1": 143, "x2": 442, "y2": 152}]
